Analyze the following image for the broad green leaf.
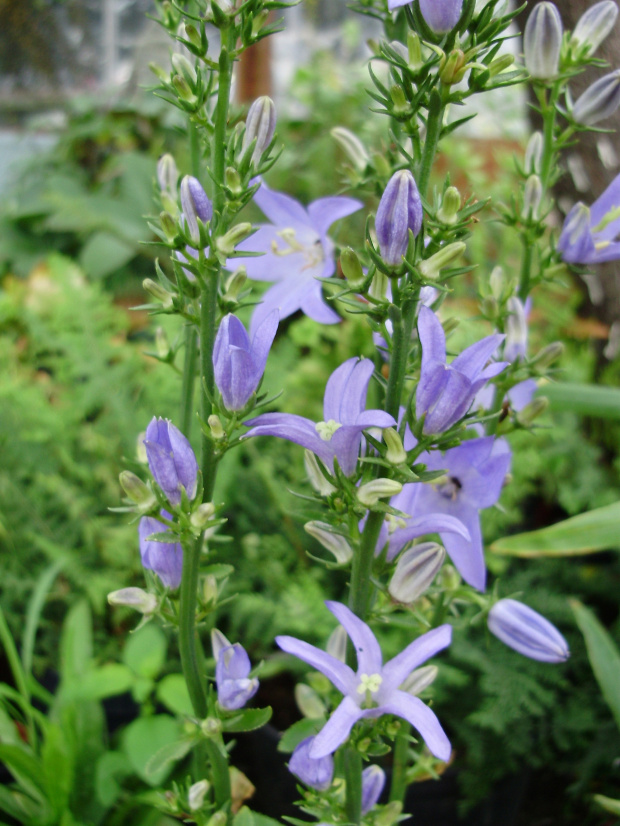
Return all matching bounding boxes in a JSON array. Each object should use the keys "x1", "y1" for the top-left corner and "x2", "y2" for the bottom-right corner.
[
  {"x1": 60, "y1": 600, "x2": 93, "y2": 686},
  {"x1": 277, "y1": 717, "x2": 325, "y2": 753},
  {"x1": 234, "y1": 806, "x2": 282, "y2": 826},
  {"x1": 123, "y1": 624, "x2": 167, "y2": 680},
  {"x1": 65, "y1": 664, "x2": 134, "y2": 702},
  {"x1": 156, "y1": 674, "x2": 193, "y2": 717},
  {"x1": 593, "y1": 794, "x2": 620, "y2": 815},
  {"x1": 571, "y1": 600, "x2": 620, "y2": 732},
  {"x1": 222, "y1": 706, "x2": 272, "y2": 733},
  {"x1": 122, "y1": 715, "x2": 180, "y2": 786},
  {"x1": 490, "y1": 502, "x2": 620, "y2": 557},
  {"x1": 95, "y1": 751, "x2": 132, "y2": 808},
  {"x1": 80, "y1": 232, "x2": 136, "y2": 279},
  {"x1": 542, "y1": 382, "x2": 620, "y2": 420},
  {"x1": 144, "y1": 736, "x2": 194, "y2": 779}
]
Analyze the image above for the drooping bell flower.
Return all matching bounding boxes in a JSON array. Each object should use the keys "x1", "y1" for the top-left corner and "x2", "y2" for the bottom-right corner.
[
  {"x1": 139, "y1": 511, "x2": 183, "y2": 589},
  {"x1": 243, "y1": 96, "x2": 277, "y2": 167},
  {"x1": 572, "y1": 69, "x2": 620, "y2": 126},
  {"x1": 558, "y1": 171, "x2": 620, "y2": 265},
  {"x1": 144, "y1": 417, "x2": 198, "y2": 506},
  {"x1": 244, "y1": 358, "x2": 396, "y2": 476},
  {"x1": 276, "y1": 601, "x2": 452, "y2": 760},
  {"x1": 213, "y1": 311, "x2": 279, "y2": 412},
  {"x1": 212, "y1": 629, "x2": 259, "y2": 710},
  {"x1": 375, "y1": 170, "x2": 423, "y2": 266},
  {"x1": 361, "y1": 766, "x2": 386, "y2": 814},
  {"x1": 488, "y1": 599, "x2": 570, "y2": 663},
  {"x1": 288, "y1": 737, "x2": 334, "y2": 790},
  {"x1": 523, "y1": 2, "x2": 563, "y2": 80}
]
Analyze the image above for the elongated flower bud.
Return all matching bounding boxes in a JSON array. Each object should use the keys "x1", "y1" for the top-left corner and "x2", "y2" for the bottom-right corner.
[
  {"x1": 572, "y1": 70, "x2": 620, "y2": 126},
  {"x1": 157, "y1": 153, "x2": 178, "y2": 198},
  {"x1": 488, "y1": 599, "x2": 569, "y2": 662},
  {"x1": 119, "y1": 470, "x2": 156, "y2": 510},
  {"x1": 188, "y1": 780, "x2": 210, "y2": 811},
  {"x1": 361, "y1": 766, "x2": 386, "y2": 815},
  {"x1": 532, "y1": 340, "x2": 564, "y2": 368},
  {"x1": 375, "y1": 170, "x2": 423, "y2": 266},
  {"x1": 108, "y1": 587, "x2": 158, "y2": 614},
  {"x1": 418, "y1": 241, "x2": 466, "y2": 280},
  {"x1": 524, "y1": 131, "x2": 543, "y2": 175},
  {"x1": 504, "y1": 296, "x2": 528, "y2": 362},
  {"x1": 143, "y1": 278, "x2": 174, "y2": 310},
  {"x1": 358, "y1": 478, "x2": 402, "y2": 507},
  {"x1": 171, "y1": 53, "x2": 197, "y2": 85},
  {"x1": 340, "y1": 247, "x2": 366, "y2": 289},
  {"x1": 331, "y1": 127, "x2": 370, "y2": 172},
  {"x1": 419, "y1": 0, "x2": 463, "y2": 34},
  {"x1": 289, "y1": 737, "x2": 334, "y2": 791},
  {"x1": 383, "y1": 428, "x2": 407, "y2": 465},
  {"x1": 571, "y1": 1, "x2": 618, "y2": 56},
  {"x1": 523, "y1": 2, "x2": 563, "y2": 80},
  {"x1": 243, "y1": 96, "x2": 277, "y2": 166},
  {"x1": 399, "y1": 665, "x2": 438, "y2": 696},
  {"x1": 215, "y1": 222, "x2": 253, "y2": 255},
  {"x1": 437, "y1": 186, "x2": 461, "y2": 225},
  {"x1": 304, "y1": 450, "x2": 336, "y2": 496},
  {"x1": 180, "y1": 175, "x2": 213, "y2": 243},
  {"x1": 304, "y1": 521, "x2": 353, "y2": 564},
  {"x1": 522, "y1": 174, "x2": 543, "y2": 220},
  {"x1": 389, "y1": 542, "x2": 446, "y2": 603}
]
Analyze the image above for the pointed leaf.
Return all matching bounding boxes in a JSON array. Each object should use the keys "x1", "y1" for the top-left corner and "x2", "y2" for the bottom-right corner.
[
  {"x1": 122, "y1": 624, "x2": 167, "y2": 680},
  {"x1": 221, "y1": 706, "x2": 272, "y2": 733},
  {"x1": 144, "y1": 736, "x2": 194, "y2": 779},
  {"x1": 156, "y1": 674, "x2": 193, "y2": 717}
]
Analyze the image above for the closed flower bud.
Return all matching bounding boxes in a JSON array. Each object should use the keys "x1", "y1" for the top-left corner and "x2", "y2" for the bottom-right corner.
[
  {"x1": 200, "y1": 717, "x2": 223, "y2": 738},
  {"x1": 171, "y1": 53, "x2": 197, "y2": 85},
  {"x1": 172, "y1": 75, "x2": 197, "y2": 105},
  {"x1": 182, "y1": 23, "x2": 204, "y2": 53},
  {"x1": 489, "y1": 265, "x2": 511, "y2": 302},
  {"x1": 525, "y1": 131, "x2": 543, "y2": 175},
  {"x1": 376, "y1": 170, "x2": 423, "y2": 266},
  {"x1": 331, "y1": 127, "x2": 370, "y2": 172},
  {"x1": 375, "y1": 801, "x2": 403, "y2": 826},
  {"x1": 304, "y1": 521, "x2": 353, "y2": 564},
  {"x1": 488, "y1": 53, "x2": 515, "y2": 78},
  {"x1": 251, "y1": 9, "x2": 269, "y2": 38},
  {"x1": 532, "y1": 340, "x2": 564, "y2": 368},
  {"x1": 361, "y1": 765, "x2": 386, "y2": 815},
  {"x1": 191, "y1": 502, "x2": 216, "y2": 529},
  {"x1": 188, "y1": 780, "x2": 210, "y2": 811},
  {"x1": 358, "y1": 478, "x2": 403, "y2": 507},
  {"x1": 340, "y1": 247, "x2": 366, "y2": 288},
  {"x1": 304, "y1": 450, "x2": 336, "y2": 496},
  {"x1": 295, "y1": 683, "x2": 326, "y2": 718},
  {"x1": 215, "y1": 222, "x2": 253, "y2": 255},
  {"x1": 180, "y1": 176, "x2": 213, "y2": 244},
  {"x1": 418, "y1": 241, "x2": 467, "y2": 280},
  {"x1": 144, "y1": 417, "x2": 198, "y2": 506},
  {"x1": 289, "y1": 737, "x2": 334, "y2": 790},
  {"x1": 516, "y1": 396, "x2": 549, "y2": 426},
  {"x1": 223, "y1": 266, "x2": 247, "y2": 302},
  {"x1": 439, "y1": 49, "x2": 467, "y2": 85},
  {"x1": 119, "y1": 470, "x2": 157, "y2": 510},
  {"x1": 208, "y1": 414, "x2": 226, "y2": 440},
  {"x1": 522, "y1": 174, "x2": 543, "y2": 220},
  {"x1": 437, "y1": 186, "x2": 461, "y2": 225},
  {"x1": 225, "y1": 167, "x2": 242, "y2": 196},
  {"x1": 203, "y1": 574, "x2": 218, "y2": 607},
  {"x1": 488, "y1": 598, "x2": 570, "y2": 662},
  {"x1": 108, "y1": 587, "x2": 158, "y2": 614},
  {"x1": 157, "y1": 153, "x2": 179, "y2": 198},
  {"x1": 155, "y1": 326, "x2": 170, "y2": 359},
  {"x1": 419, "y1": 0, "x2": 463, "y2": 34},
  {"x1": 389, "y1": 542, "x2": 446, "y2": 603},
  {"x1": 524, "y1": 2, "x2": 563, "y2": 80},
  {"x1": 207, "y1": 811, "x2": 228, "y2": 826},
  {"x1": 407, "y1": 31, "x2": 423, "y2": 71},
  {"x1": 505, "y1": 296, "x2": 528, "y2": 362},
  {"x1": 160, "y1": 210, "x2": 177, "y2": 241},
  {"x1": 143, "y1": 278, "x2": 174, "y2": 310},
  {"x1": 243, "y1": 96, "x2": 277, "y2": 166},
  {"x1": 369, "y1": 270, "x2": 389, "y2": 301},
  {"x1": 571, "y1": 1, "x2": 618, "y2": 56},
  {"x1": 399, "y1": 664, "x2": 438, "y2": 695},
  {"x1": 572, "y1": 69, "x2": 620, "y2": 126},
  {"x1": 383, "y1": 428, "x2": 407, "y2": 465},
  {"x1": 390, "y1": 85, "x2": 410, "y2": 116}
]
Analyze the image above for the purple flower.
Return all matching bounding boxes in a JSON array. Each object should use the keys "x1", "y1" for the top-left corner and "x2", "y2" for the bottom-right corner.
[
  {"x1": 374, "y1": 285, "x2": 438, "y2": 360},
  {"x1": 386, "y1": 0, "x2": 462, "y2": 33},
  {"x1": 276, "y1": 601, "x2": 452, "y2": 761},
  {"x1": 488, "y1": 599, "x2": 570, "y2": 663},
  {"x1": 139, "y1": 512, "x2": 183, "y2": 589},
  {"x1": 558, "y1": 172, "x2": 620, "y2": 265},
  {"x1": 361, "y1": 765, "x2": 386, "y2": 814},
  {"x1": 393, "y1": 437, "x2": 511, "y2": 591},
  {"x1": 213, "y1": 311, "x2": 279, "y2": 411},
  {"x1": 180, "y1": 176, "x2": 213, "y2": 244},
  {"x1": 289, "y1": 737, "x2": 334, "y2": 790},
  {"x1": 244, "y1": 358, "x2": 396, "y2": 475},
  {"x1": 523, "y1": 2, "x2": 563, "y2": 80},
  {"x1": 572, "y1": 70, "x2": 620, "y2": 126},
  {"x1": 212, "y1": 629, "x2": 259, "y2": 710},
  {"x1": 416, "y1": 306, "x2": 507, "y2": 435},
  {"x1": 375, "y1": 171, "x2": 423, "y2": 266},
  {"x1": 232, "y1": 180, "x2": 362, "y2": 334},
  {"x1": 144, "y1": 417, "x2": 198, "y2": 506}
]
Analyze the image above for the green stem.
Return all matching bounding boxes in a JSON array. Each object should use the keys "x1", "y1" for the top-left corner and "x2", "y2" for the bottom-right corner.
[
  {"x1": 349, "y1": 510, "x2": 385, "y2": 621},
  {"x1": 179, "y1": 536, "x2": 207, "y2": 719},
  {"x1": 417, "y1": 89, "x2": 445, "y2": 199},
  {"x1": 384, "y1": 296, "x2": 415, "y2": 421},
  {"x1": 518, "y1": 232, "x2": 533, "y2": 302},
  {"x1": 539, "y1": 86, "x2": 558, "y2": 190},
  {"x1": 204, "y1": 737, "x2": 232, "y2": 812},
  {"x1": 389, "y1": 726, "x2": 410, "y2": 804},
  {"x1": 344, "y1": 748, "x2": 363, "y2": 826},
  {"x1": 0, "y1": 607, "x2": 37, "y2": 750}
]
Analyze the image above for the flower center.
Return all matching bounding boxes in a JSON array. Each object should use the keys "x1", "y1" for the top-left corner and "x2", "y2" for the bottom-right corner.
[
  {"x1": 270, "y1": 228, "x2": 324, "y2": 272},
  {"x1": 437, "y1": 475, "x2": 462, "y2": 501},
  {"x1": 357, "y1": 673, "x2": 383, "y2": 708},
  {"x1": 386, "y1": 514, "x2": 408, "y2": 535},
  {"x1": 315, "y1": 420, "x2": 342, "y2": 441}
]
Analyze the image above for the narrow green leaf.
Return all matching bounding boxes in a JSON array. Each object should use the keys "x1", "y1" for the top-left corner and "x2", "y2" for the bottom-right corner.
[
  {"x1": 491, "y1": 502, "x2": 620, "y2": 557},
  {"x1": 542, "y1": 382, "x2": 620, "y2": 420},
  {"x1": 60, "y1": 600, "x2": 93, "y2": 686},
  {"x1": 593, "y1": 794, "x2": 620, "y2": 815},
  {"x1": 571, "y1": 600, "x2": 620, "y2": 731},
  {"x1": 0, "y1": 744, "x2": 46, "y2": 802},
  {"x1": 22, "y1": 557, "x2": 67, "y2": 677},
  {"x1": 0, "y1": 785, "x2": 43, "y2": 822},
  {"x1": 221, "y1": 706, "x2": 272, "y2": 733}
]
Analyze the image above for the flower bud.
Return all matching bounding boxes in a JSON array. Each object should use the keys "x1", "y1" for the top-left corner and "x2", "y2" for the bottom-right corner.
[
  {"x1": 149, "y1": 62, "x2": 168, "y2": 82},
  {"x1": 523, "y1": 2, "x2": 563, "y2": 80},
  {"x1": 488, "y1": 53, "x2": 515, "y2": 78},
  {"x1": 375, "y1": 802, "x2": 403, "y2": 826},
  {"x1": 222, "y1": 266, "x2": 247, "y2": 303},
  {"x1": 191, "y1": 502, "x2": 216, "y2": 529},
  {"x1": 304, "y1": 450, "x2": 336, "y2": 496},
  {"x1": 200, "y1": 717, "x2": 223, "y2": 738},
  {"x1": 376, "y1": 170, "x2": 423, "y2": 266},
  {"x1": 439, "y1": 49, "x2": 467, "y2": 85},
  {"x1": 304, "y1": 521, "x2": 353, "y2": 564},
  {"x1": 399, "y1": 664, "x2": 438, "y2": 695},
  {"x1": 143, "y1": 278, "x2": 174, "y2": 310},
  {"x1": 524, "y1": 131, "x2": 543, "y2": 175},
  {"x1": 388, "y1": 542, "x2": 446, "y2": 603},
  {"x1": 207, "y1": 812, "x2": 228, "y2": 826},
  {"x1": 203, "y1": 574, "x2": 218, "y2": 607},
  {"x1": 327, "y1": 624, "x2": 348, "y2": 662},
  {"x1": 119, "y1": 470, "x2": 157, "y2": 509},
  {"x1": 571, "y1": 1, "x2": 618, "y2": 56},
  {"x1": 516, "y1": 396, "x2": 549, "y2": 426},
  {"x1": 407, "y1": 31, "x2": 423, "y2": 71},
  {"x1": 369, "y1": 270, "x2": 389, "y2": 301},
  {"x1": 522, "y1": 174, "x2": 543, "y2": 220},
  {"x1": 390, "y1": 85, "x2": 410, "y2": 116},
  {"x1": 532, "y1": 340, "x2": 564, "y2": 368},
  {"x1": 505, "y1": 296, "x2": 528, "y2": 362},
  {"x1": 295, "y1": 683, "x2": 326, "y2": 718},
  {"x1": 488, "y1": 598, "x2": 570, "y2": 662},
  {"x1": 251, "y1": 9, "x2": 269, "y2": 38},
  {"x1": 489, "y1": 265, "x2": 510, "y2": 302},
  {"x1": 243, "y1": 96, "x2": 277, "y2": 166},
  {"x1": 108, "y1": 587, "x2": 158, "y2": 614},
  {"x1": 215, "y1": 222, "x2": 253, "y2": 255},
  {"x1": 361, "y1": 765, "x2": 386, "y2": 815},
  {"x1": 358, "y1": 478, "x2": 402, "y2": 507},
  {"x1": 418, "y1": 241, "x2": 467, "y2": 280},
  {"x1": 572, "y1": 69, "x2": 620, "y2": 126},
  {"x1": 180, "y1": 176, "x2": 213, "y2": 244},
  {"x1": 331, "y1": 127, "x2": 370, "y2": 173},
  {"x1": 171, "y1": 53, "x2": 197, "y2": 85},
  {"x1": 419, "y1": 0, "x2": 463, "y2": 34},
  {"x1": 340, "y1": 247, "x2": 366, "y2": 288},
  {"x1": 437, "y1": 186, "x2": 461, "y2": 225},
  {"x1": 289, "y1": 737, "x2": 334, "y2": 790},
  {"x1": 155, "y1": 327, "x2": 170, "y2": 359},
  {"x1": 172, "y1": 75, "x2": 197, "y2": 105},
  {"x1": 383, "y1": 428, "x2": 407, "y2": 465},
  {"x1": 188, "y1": 780, "x2": 210, "y2": 811},
  {"x1": 183, "y1": 23, "x2": 204, "y2": 53},
  {"x1": 225, "y1": 167, "x2": 242, "y2": 196},
  {"x1": 159, "y1": 211, "x2": 177, "y2": 242},
  {"x1": 157, "y1": 153, "x2": 179, "y2": 198}
]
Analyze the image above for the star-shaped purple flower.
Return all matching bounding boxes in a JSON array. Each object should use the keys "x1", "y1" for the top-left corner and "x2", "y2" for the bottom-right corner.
[
  {"x1": 392, "y1": 436, "x2": 511, "y2": 591},
  {"x1": 243, "y1": 358, "x2": 396, "y2": 475},
  {"x1": 416, "y1": 306, "x2": 507, "y2": 435},
  {"x1": 276, "y1": 601, "x2": 451, "y2": 761},
  {"x1": 232, "y1": 180, "x2": 362, "y2": 334},
  {"x1": 558, "y1": 171, "x2": 620, "y2": 265}
]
